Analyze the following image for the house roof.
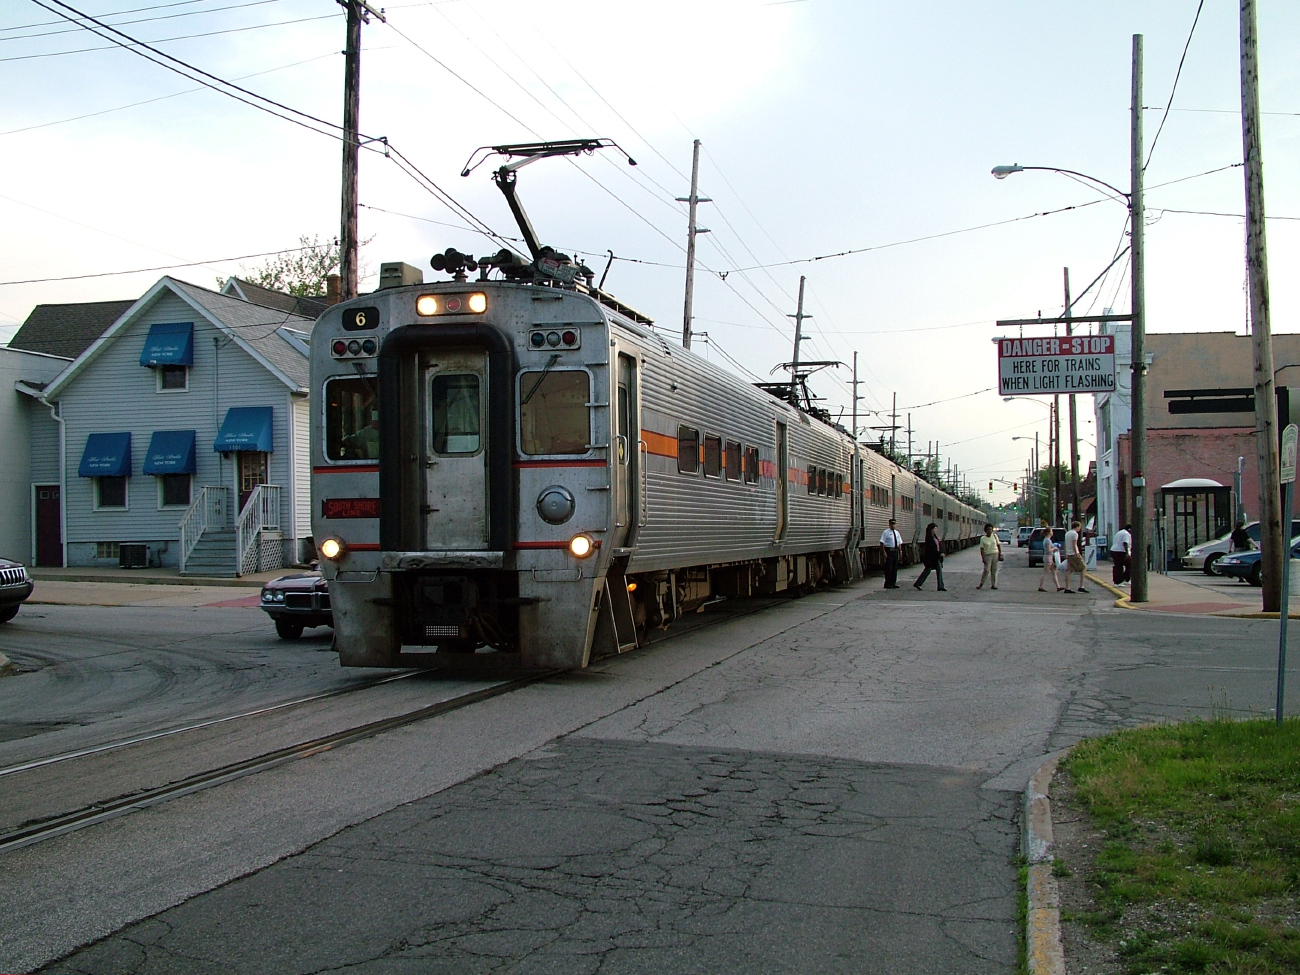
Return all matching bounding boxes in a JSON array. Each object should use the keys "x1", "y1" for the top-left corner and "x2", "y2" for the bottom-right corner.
[
  {"x1": 43, "y1": 276, "x2": 316, "y2": 400},
  {"x1": 7, "y1": 299, "x2": 136, "y2": 359},
  {"x1": 221, "y1": 277, "x2": 329, "y2": 320}
]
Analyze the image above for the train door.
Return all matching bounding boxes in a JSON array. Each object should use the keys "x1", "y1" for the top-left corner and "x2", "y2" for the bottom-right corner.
[
  {"x1": 424, "y1": 351, "x2": 488, "y2": 550},
  {"x1": 775, "y1": 421, "x2": 788, "y2": 540},
  {"x1": 613, "y1": 353, "x2": 639, "y2": 548}
]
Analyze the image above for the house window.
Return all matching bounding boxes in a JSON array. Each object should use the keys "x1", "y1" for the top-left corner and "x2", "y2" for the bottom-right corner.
[
  {"x1": 96, "y1": 476, "x2": 127, "y2": 509},
  {"x1": 157, "y1": 366, "x2": 188, "y2": 392},
  {"x1": 677, "y1": 426, "x2": 699, "y2": 474},
  {"x1": 159, "y1": 474, "x2": 191, "y2": 508},
  {"x1": 95, "y1": 542, "x2": 120, "y2": 560},
  {"x1": 703, "y1": 435, "x2": 722, "y2": 478},
  {"x1": 724, "y1": 440, "x2": 741, "y2": 481}
]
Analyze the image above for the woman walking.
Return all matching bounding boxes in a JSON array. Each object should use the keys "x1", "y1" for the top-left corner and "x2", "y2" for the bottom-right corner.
[
  {"x1": 913, "y1": 523, "x2": 946, "y2": 591},
  {"x1": 1036, "y1": 524, "x2": 1062, "y2": 592}
]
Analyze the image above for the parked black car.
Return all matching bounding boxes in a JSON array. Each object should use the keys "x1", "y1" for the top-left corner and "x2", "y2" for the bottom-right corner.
[
  {"x1": 0, "y1": 558, "x2": 33, "y2": 623},
  {"x1": 260, "y1": 572, "x2": 332, "y2": 640}
]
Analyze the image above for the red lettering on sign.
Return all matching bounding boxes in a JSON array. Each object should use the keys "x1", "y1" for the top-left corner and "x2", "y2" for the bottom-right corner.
[{"x1": 322, "y1": 498, "x2": 380, "y2": 519}]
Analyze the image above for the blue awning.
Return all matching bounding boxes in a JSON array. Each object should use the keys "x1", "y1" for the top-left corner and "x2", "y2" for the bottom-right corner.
[
  {"x1": 143, "y1": 430, "x2": 197, "y2": 475},
  {"x1": 139, "y1": 322, "x2": 194, "y2": 366},
  {"x1": 213, "y1": 407, "x2": 273, "y2": 453},
  {"x1": 78, "y1": 432, "x2": 132, "y2": 477}
]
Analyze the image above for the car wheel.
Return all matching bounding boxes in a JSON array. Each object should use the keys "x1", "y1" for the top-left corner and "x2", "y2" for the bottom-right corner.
[
  {"x1": 1250, "y1": 563, "x2": 1263, "y2": 587},
  {"x1": 0, "y1": 605, "x2": 18, "y2": 624},
  {"x1": 275, "y1": 619, "x2": 305, "y2": 640},
  {"x1": 1203, "y1": 553, "x2": 1222, "y2": 575}
]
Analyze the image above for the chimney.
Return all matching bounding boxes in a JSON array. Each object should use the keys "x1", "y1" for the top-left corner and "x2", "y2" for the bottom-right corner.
[{"x1": 326, "y1": 274, "x2": 341, "y2": 305}]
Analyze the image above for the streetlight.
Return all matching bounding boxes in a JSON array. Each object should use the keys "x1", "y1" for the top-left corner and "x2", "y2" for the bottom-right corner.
[{"x1": 989, "y1": 36, "x2": 1148, "y2": 603}]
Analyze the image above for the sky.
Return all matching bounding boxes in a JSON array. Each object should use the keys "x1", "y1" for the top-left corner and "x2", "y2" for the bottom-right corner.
[{"x1": 3, "y1": 0, "x2": 1298, "y2": 506}]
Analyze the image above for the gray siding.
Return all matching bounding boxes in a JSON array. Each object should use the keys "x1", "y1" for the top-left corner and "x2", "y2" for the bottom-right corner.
[
  {"x1": 0, "y1": 348, "x2": 68, "y2": 562},
  {"x1": 292, "y1": 393, "x2": 311, "y2": 544},
  {"x1": 55, "y1": 288, "x2": 304, "y2": 564},
  {"x1": 29, "y1": 399, "x2": 61, "y2": 484}
]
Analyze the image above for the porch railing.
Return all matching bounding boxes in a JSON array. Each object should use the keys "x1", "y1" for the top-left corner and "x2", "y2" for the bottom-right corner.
[
  {"x1": 178, "y1": 486, "x2": 231, "y2": 572},
  {"x1": 236, "y1": 484, "x2": 282, "y2": 576}
]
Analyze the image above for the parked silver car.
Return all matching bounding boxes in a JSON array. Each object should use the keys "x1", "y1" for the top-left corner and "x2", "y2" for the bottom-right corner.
[{"x1": 1183, "y1": 520, "x2": 1300, "y2": 574}]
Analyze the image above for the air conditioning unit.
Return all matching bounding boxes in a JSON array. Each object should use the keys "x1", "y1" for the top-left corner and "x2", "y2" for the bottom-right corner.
[{"x1": 119, "y1": 543, "x2": 148, "y2": 569}]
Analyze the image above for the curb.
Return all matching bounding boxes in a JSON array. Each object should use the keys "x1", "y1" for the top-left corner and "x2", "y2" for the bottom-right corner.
[
  {"x1": 1085, "y1": 572, "x2": 1132, "y2": 610},
  {"x1": 1024, "y1": 750, "x2": 1067, "y2": 975},
  {"x1": 29, "y1": 573, "x2": 273, "y2": 589}
]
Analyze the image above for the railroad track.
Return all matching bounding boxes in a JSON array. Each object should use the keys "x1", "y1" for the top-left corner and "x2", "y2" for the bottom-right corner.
[{"x1": 0, "y1": 670, "x2": 557, "y2": 855}]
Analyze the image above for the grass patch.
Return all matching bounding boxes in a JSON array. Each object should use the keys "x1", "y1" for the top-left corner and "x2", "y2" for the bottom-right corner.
[{"x1": 1064, "y1": 717, "x2": 1300, "y2": 974}]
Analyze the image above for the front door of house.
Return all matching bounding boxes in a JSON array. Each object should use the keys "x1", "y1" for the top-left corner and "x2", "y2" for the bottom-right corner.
[
  {"x1": 35, "y1": 485, "x2": 61, "y2": 566},
  {"x1": 238, "y1": 452, "x2": 269, "y2": 512}
]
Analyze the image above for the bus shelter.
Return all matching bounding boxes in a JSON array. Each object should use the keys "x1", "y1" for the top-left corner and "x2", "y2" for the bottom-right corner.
[{"x1": 1158, "y1": 478, "x2": 1231, "y2": 571}]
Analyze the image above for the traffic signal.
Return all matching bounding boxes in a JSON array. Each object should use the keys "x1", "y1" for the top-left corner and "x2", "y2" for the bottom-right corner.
[
  {"x1": 1013, "y1": 482, "x2": 1018, "y2": 491},
  {"x1": 989, "y1": 481, "x2": 994, "y2": 491}
]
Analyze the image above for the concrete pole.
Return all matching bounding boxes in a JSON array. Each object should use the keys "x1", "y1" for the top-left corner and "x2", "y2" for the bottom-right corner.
[
  {"x1": 1065, "y1": 267, "x2": 1081, "y2": 524},
  {"x1": 1241, "y1": 0, "x2": 1282, "y2": 612},
  {"x1": 682, "y1": 139, "x2": 702, "y2": 350},
  {"x1": 1129, "y1": 33, "x2": 1150, "y2": 603},
  {"x1": 339, "y1": 0, "x2": 362, "y2": 300}
]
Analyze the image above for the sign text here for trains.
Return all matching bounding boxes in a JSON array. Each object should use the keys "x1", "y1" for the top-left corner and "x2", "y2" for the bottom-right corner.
[{"x1": 997, "y1": 334, "x2": 1116, "y2": 394}]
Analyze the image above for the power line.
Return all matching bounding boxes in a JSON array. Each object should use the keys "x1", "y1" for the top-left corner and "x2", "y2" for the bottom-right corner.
[
  {"x1": 1145, "y1": 0, "x2": 1205, "y2": 170},
  {"x1": 2, "y1": 0, "x2": 291, "y2": 42},
  {"x1": 0, "y1": 243, "x2": 323, "y2": 286},
  {"x1": 0, "y1": 49, "x2": 340, "y2": 137},
  {"x1": 0, "y1": 10, "x2": 342, "y2": 62}
]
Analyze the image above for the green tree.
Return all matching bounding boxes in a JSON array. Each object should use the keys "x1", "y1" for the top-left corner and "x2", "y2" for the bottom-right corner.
[{"x1": 223, "y1": 235, "x2": 340, "y2": 297}]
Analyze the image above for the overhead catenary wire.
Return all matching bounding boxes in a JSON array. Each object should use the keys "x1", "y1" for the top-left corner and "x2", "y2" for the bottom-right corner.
[
  {"x1": 2, "y1": 0, "x2": 293, "y2": 42},
  {"x1": 1145, "y1": 0, "x2": 1205, "y2": 170}
]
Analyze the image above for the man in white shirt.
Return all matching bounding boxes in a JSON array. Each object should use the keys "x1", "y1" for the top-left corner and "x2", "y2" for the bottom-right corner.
[
  {"x1": 1062, "y1": 520, "x2": 1089, "y2": 593},
  {"x1": 880, "y1": 519, "x2": 903, "y2": 589},
  {"x1": 1110, "y1": 523, "x2": 1133, "y2": 586}
]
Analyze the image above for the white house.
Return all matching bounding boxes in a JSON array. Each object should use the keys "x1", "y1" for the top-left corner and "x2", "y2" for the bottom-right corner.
[{"x1": 19, "y1": 277, "x2": 318, "y2": 575}]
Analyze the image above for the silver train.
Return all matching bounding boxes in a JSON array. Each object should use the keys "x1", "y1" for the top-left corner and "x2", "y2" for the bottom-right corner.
[{"x1": 310, "y1": 265, "x2": 981, "y2": 671}]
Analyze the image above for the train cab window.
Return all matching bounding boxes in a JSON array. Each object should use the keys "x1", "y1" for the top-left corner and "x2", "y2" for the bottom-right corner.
[
  {"x1": 519, "y1": 369, "x2": 589, "y2": 455},
  {"x1": 817, "y1": 468, "x2": 827, "y2": 496},
  {"x1": 833, "y1": 473, "x2": 842, "y2": 498},
  {"x1": 431, "y1": 374, "x2": 481, "y2": 454},
  {"x1": 744, "y1": 446, "x2": 759, "y2": 484},
  {"x1": 703, "y1": 435, "x2": 722, "y2": 478},
  {"x1": 807, "y1": 465, "x2": 817, "y2": 495},
  {"x1": 324, "y1": 376, "x2": 380, "y2": 461},
  {"x1": 677, "y1": 425, "x2": 699, "y2": 474},
  {"x1": 724, "y1": 440, "x2": 741, "y2": 481}
]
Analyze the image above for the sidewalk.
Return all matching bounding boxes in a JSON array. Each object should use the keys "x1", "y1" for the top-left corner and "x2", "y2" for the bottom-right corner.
[
  {"x1": 30, "y1": 565, "x2": 296, "y2": 588},
  {"x1": 1086, "y1": 569, "x2": 1300, "y2": 618},
  {"x1": 26, "y1": 580, "x2": 265, "y2": 608}
]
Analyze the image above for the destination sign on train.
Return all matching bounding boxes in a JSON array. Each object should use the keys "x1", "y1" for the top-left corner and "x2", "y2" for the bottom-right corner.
[{"x1": 997, "y1": 334, "x2": 1116, "y2": 394}]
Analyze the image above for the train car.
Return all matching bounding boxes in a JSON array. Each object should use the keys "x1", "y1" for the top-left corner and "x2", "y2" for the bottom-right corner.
[{"x1": 309, "y1": 255, "x2": 980, "y2": 672}]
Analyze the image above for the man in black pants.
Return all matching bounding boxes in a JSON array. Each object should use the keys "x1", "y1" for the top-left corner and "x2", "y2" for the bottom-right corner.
[{"x1": 881, "y1": 519, "x2": 902, "y2": 589}]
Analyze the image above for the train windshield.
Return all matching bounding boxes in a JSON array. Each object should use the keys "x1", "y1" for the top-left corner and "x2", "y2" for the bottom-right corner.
[
  {"x1": 431, "y1": 374, "x2": 481, "y2": 454},
  {"x1": 325, "y1": 376, "x2": 379, "y2": 461},
  {"x1": 520, "y1": 370, "x2": 589, "y2": 455}
]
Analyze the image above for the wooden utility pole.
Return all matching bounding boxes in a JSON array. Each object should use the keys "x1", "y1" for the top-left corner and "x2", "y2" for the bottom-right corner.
[
  {"x1": 678, "y1": 139, "x2": 710, "y2": 350},
  {"x1": 1129, "y1": 33, "x2": 1150, "y2": 603},
  {"x1": 1065, "y1": 267, "x2": 1081, "y2": 523},
  {"x1": 788, "y1": 276, "x2": 808, "y2": 404},
  {"x1": 338, "y1": 0, "x2": 383, "y2": 301},
  {"x1": 1241, "y1": 0, "x2": 1282, "y2": 611}
]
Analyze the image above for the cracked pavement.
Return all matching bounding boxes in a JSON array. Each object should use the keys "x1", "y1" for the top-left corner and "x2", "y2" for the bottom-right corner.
[{"x1": 16, "y1": 550, "x2": 1292, "y2": 973}]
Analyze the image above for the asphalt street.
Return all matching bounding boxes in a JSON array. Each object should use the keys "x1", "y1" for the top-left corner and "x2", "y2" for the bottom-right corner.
[{"x1": 0, "y1": 548, "x2": 1291, "y2": 973}]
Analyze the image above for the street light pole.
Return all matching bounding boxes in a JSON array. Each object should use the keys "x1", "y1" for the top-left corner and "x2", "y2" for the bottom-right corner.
[{"x1": 1129, "y1": 33, "x2": 1150, "y2": 603}]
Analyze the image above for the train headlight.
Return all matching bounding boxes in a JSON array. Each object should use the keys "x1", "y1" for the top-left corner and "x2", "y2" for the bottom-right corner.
[
  {"x1": 415, "y1": 294, "x2": 439, "y2": 316},
  {"x1": 568, "y1": 534, "x2": 595, "y2": 559},
  {"x1": 319, "y1": 537, "x2": 345, "y2": 560},
  {"x1": 537, "y1": 485, "x2": 575, "y2": 525},
  {"x1": 467, "y1": 292, "x2": 487, "y2": 313}
]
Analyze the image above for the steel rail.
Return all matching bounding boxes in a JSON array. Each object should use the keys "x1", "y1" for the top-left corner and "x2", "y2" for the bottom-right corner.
[
  {"x1": 0, "y1": 670, "x2": 557, "y2": 855},
  {"x1": 0, "y1": 670, "x2": 421, "y2": 779}
]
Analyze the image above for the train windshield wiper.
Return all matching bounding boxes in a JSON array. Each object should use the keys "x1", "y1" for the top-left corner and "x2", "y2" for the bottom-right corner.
[{"x1": 522, "y1": 353, "x2": 562, "y2": 405}]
